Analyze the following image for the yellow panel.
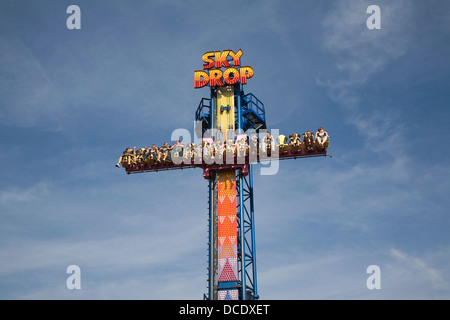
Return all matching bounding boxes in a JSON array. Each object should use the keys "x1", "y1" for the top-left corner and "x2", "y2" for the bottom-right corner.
[{"x1": 215, "y1": 86, "x2": 235, "y2": 141}]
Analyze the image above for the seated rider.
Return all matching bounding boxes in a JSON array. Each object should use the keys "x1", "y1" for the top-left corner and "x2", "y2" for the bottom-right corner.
[
  {"x1": 249, "y1": 134, "x2": 259, "y2": 155},
  {"x1": 171, "y1": 140, "x2": 185, "y2": 160},
  {"x1": 194, "y1": 142, "x2": 203, "y2": 162},
  {"x1": 135, "y1": 148, "x2": 146, "y2": 165},
  {"x1": 302, "y1": 131, "x2": 315, "y2": 151},
  {"x1": 148, "y1": 144, "x2": 160, "y2": 163},
  {"x1": 315, "y1": 127, "x2": 329, "y2": 150},
  {"x1": 189, "y1": 143, "x2": 198, "y2": 161},
  {"x1": 237, "y1": 137, "x2": 248, "y2": 157},
  {"x1": 202, "y1": 141, "x2": 213, "y2": 163},
  {"x1": 289, "y1": 133, "x2": 301, "y2": 149},
  {"x1": 225, "y1": 138, "x2": 234, "y2": 154},
  {"x1": 212, "y1": 140, "x2": 223, "y2": 161},
  {"x1": 183, "y1": 143, "x2": 194, "y2": 161},
  {"x1": 116, "y1": 147, "x2": 135, "y2": 167},
  {"x1": 160, "y1": 142, "x2": 173, "y2": 162},
  {"x1": 262, "y1": 131, "x2": 274, "y2": 151}
]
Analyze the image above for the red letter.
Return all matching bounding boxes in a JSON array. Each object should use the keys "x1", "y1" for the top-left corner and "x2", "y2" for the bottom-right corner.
[
  {"x1": 215, "y1": 50, "x2": 230, "y2": 68},
  {"x1": 223, "y1": 67, "x2": 240, "y2": 85},
  {"x1": 209, "y1": 69, "x2": 223, "y2": 87},
  {"x1": 229, "y1": 49, "x2": 243, "y2": 66},
  {"x1": 239, "y1": 66, "x2": 254, "y2": 84},
  {"x1": 202, "y1": 51, "x2": 215, "y2": 70},
  {"x1": 194, "y1": 70, "x2": 209, "y2": 88}
]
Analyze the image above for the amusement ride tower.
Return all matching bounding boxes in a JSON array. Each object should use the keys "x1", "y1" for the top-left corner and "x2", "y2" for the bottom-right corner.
[{"x1": 120, "y1": 49, "x2": 330, "y2": 300}]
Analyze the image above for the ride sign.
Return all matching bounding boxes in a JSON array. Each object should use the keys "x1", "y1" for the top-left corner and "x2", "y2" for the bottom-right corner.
[{"x1": 194, "y1": 49, "x2": 254, "y2": 88}]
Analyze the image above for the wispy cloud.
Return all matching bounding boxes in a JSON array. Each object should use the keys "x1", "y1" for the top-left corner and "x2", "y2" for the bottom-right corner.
[
  {"x1": 0, "y1": 181, "x2": 50, "y2": 203},
  {"x1": 319, "y1": 0, "x2": 412, "y2": 108},
  {"x1": 257, "y1": 245, "x2": 450, "y2": 299},
  {"x1": 0, "y1": 38, "x2": 65, "y2": 129},
  {"x1": 389, "y1": 248, "x2": 448, "y2": 291}
]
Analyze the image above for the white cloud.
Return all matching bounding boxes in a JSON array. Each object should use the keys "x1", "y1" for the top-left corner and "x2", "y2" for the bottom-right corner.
[
  {"x1": 388, "y1": 248, "x2": 448, "y2": 291},
  {"x1": 0, "y1": 231, "x2": 201, "y2": 274},
  {"x1": 257, "y1": 246, "x2": 450, "y2": 299},
  {"x1": 0, "y1": 38, "x2": 65, "y2": 128},
  {"x1": 0, "y1": 181, "x2": 50, "y2": 203},
  {"x1": 0, "y1": 169, "x2": 210, "y2": 299},
  {"x1": 384, "y1": 247, "x2": 450, "y2": 296},
  {"x1": 320, "y1": 0, "x2": 412, "y2": 101}
]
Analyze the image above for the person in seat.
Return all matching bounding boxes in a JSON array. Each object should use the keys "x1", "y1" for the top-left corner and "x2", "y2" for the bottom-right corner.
[
  {"x1": 302, "y1": 131, "x2": 315, "y2": 152},
  {"x1": 191, "y1": 143, "x2": 199, "y2": 161},
  {"x1": 262, "y1": 131, "x2": 274, "y2": 153},
  {"x1": 194, "y1": 142, "x2": 203, "y2": 163},
  {"x1": 116, "y1": 147, "x2": 135, "y2": 168},
  {"x1": 315, "y1": 127, "x2": 329, "y2": 150},
  {"x1": 135, "y1": 148, "x2": 146, "y2": 165},
  {"x1": 183, "y1": 143, "x2": 194, "y2": 162},
  {"x1": 202, "y1": 140, "x2": 213, "y2": 163},
  {"x1": 237, "y1": 136, "x2": 248, "y2": 157},
  {"x1": 225, "y1": 138, "x2": 235, "y2": 157},
  {"x1": 249, "y1": 134, "x2": 259, "y2": 156},
  {"x1": 289, "y1": 133, "x2": 301, "y2": 150},
  {"x1": 171, "y1": 140, "x2": 185, "y2": 162},
  {"x1": 212, "y1": 140, "x2": 224, "y2": 162},
  {"x1": 148, "y1": 144, "x2": 160, "y2": 163},
  {"x1": 160, "y1": 142, "x2": 173, "y2": 162}
]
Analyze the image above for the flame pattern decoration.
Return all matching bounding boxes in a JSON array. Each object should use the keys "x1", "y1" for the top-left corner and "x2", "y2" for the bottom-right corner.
[{"x1": 217, "y1": 170, "x2": 239, "y2": 299}]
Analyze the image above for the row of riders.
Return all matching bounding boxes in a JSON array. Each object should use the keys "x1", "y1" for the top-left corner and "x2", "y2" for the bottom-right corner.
[{"x1": 116, "y1": 128, "x2": 329, "y2": 168}]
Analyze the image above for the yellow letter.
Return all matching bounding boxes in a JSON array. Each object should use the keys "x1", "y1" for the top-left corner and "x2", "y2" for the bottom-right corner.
[
  {"x1": 209, "y1": 69, "x2": 223, "y2": 87},
  {"x1": 229, "y1": 49, "x2": 243, "y2": 66},
  {"x1": 215, "y1": 50, "x2": 230, "y2": 68},
  {"x1": 194, "y1": 70, "x2": 209, "y2": 88},
  {"x1": 223, "y1": 67, "x2": 240, "y2": 85},
  {"x1": 239, "y1": 66, "x2": 254, "y2": 84},
  {"x1": 202, "y1": 51, "x2": 215, "y2": 70}
]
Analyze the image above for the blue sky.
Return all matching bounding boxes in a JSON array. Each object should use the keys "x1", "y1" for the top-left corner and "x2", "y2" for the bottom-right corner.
[{"x1": 1, "y1": 0, "x2": 449, "y2": 299}]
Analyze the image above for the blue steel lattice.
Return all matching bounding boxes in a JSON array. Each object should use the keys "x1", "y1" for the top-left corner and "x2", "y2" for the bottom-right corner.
[
  {"x1": 241, "y1": 92, "x2": 266, "y2": 132},
  {"x1": 236, "y1": 165, "x2": 258, "y2": 300},
  {"x1": 195, "y1": 84, "x2": 266, "y2": 137}
]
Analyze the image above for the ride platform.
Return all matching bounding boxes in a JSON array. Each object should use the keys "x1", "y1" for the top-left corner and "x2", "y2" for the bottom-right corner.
[{"x1": 124, "y1": 146, "x2": 330, "y2": 178}]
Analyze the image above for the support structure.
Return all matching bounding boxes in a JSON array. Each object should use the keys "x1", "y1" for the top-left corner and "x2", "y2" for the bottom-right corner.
[{"x1": 198, "y1": 83, "x2": 265, "y2": 300}]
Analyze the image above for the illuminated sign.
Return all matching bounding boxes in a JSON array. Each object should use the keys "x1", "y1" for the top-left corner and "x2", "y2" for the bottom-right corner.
[{"x1": 194, "y1": 49, "x2": 254, "y2": 89}]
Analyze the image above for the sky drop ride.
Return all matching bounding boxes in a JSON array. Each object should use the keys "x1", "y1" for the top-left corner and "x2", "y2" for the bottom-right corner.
[{"x1": 119, "y1": 49, "x2": 330, "y2": 300}]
